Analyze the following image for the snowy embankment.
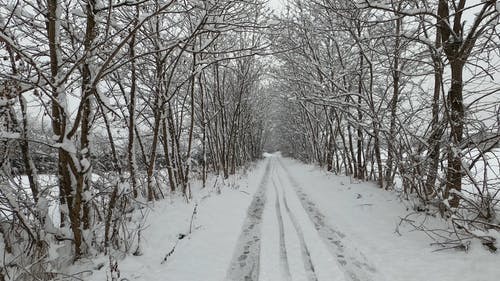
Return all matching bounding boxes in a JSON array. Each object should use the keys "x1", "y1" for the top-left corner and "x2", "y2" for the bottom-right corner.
[
  {"x1": 280, "y1": 157, "x2": 500, "y2": 281},
  {"x1": 75, "y1": 155, "x2": 499, "y2": 281},
  {"x1": 78, "y1": 160, "x2": 269, "y2": 281}
]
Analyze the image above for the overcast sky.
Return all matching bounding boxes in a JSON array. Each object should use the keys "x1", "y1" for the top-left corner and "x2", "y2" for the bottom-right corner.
[{"x1": 268, "y1": 0, "x2": 285, "y2": 11}]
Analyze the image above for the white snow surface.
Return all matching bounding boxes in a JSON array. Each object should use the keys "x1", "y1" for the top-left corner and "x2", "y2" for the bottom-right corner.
[{"x1": 78, "y1": 154, "x2": 499, "y2": 281}]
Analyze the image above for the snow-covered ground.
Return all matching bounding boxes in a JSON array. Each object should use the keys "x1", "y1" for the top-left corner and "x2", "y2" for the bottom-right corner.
[
  {"x1": 279, "y1": 157, "x2": 499, "y2": 281},
  {"x1": 79, "y1": 154, "x2": 499, "y2": 281}
]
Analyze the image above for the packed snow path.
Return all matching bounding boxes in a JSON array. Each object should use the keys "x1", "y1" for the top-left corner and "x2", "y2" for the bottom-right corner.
[
  {"x1": 225, "y1": 160, "x2": 271, "y2": 281},
  {"x1": 226, "y1": 157, "x2": 377, "y2": 281}
]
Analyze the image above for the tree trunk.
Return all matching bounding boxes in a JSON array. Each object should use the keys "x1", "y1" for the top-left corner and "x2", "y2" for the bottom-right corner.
[
  {"x1": 127, "y1": 6, "x2": 139, "y2": 198},
  {"x1": 425, "y1": 24, "x2": 444, "y2": 199},
  {"x1": 445, "y1": 61, "x2": 464, "y2": 208},
  {"x1": 80, "y1": 0, "x2": 97, "y2": 231},
  {"x1": 385, "y1": 16, "x2": 402, "y2": 189}
]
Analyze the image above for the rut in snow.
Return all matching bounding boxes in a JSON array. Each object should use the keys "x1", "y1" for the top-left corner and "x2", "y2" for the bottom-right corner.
[
  {"x1": 225, "y1": 159, "x2": 271, "y2": 281},
  {"x1": 277, "y1": 158, "x2": 377, "y2": 281},
  {"x1": 272, "y1": 179, "x2": 293, "y2": 281},
  {"x1": 274, "y1": 177, "x2": 319, "y2": 281}
]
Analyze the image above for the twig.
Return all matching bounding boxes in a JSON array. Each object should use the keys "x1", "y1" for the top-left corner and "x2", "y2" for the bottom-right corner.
[
  {"x1": 189, "y1": 204, "x2": 198, "y2": 235},
  {"x1": 162, "y1": 203, "x2": 198, "y2": 264}
]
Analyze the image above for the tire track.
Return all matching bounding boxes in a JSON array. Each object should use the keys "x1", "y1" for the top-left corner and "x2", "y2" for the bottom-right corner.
[
  {"x1": 272, "y1": 180, "x2": 293, "y2": 281},
  {"x1": 274, "y1": 178, "x2": 319, "y2": 281},
  {"x1": 277, "y1": 158, "x2": 376, "y2": 281},
  {"x1": 225, "y1": 159, "x2": 271, "y2": 281}
]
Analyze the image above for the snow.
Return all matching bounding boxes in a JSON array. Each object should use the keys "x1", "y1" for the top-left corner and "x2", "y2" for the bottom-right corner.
[
  {"x1": 81, "y1": 158, "x2": 91, "y2": 171},
  {"x1": 0, "y1": 132, "x2": 21, "y2": 139},
  {"x1": 83, "y1": 161, "x2": 268, "y2": 281},
  {"x1": 71, "y1": 155, "x2": 498, "y2": 281},
  {"x1": 52, "y1": 138, "x2": 77, "y2": 154},
  {"x1": 279, "y1": 156, "x2": 500, "y2": 281},
  {"x1": 260, "y1": 166, "x2": 345, "y2": 281}
]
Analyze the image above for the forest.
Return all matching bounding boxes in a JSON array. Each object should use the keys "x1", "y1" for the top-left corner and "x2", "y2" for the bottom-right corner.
[{"x1": 0, "y1": 0, "x2": 499, "y2": 280}]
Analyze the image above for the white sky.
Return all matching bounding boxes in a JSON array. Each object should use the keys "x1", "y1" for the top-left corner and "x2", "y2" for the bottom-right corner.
[{"x1": 268, "y1": 0, "x2": 285, "y2": 11}]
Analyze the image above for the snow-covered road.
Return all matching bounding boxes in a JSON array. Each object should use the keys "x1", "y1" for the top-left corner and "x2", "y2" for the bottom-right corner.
[
  {"x1": 86, "y1": 154, "x2": 499, "y2": 281},
  {"x1": 228, "y1": 156, "x2": 378, "y2": 281}
]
